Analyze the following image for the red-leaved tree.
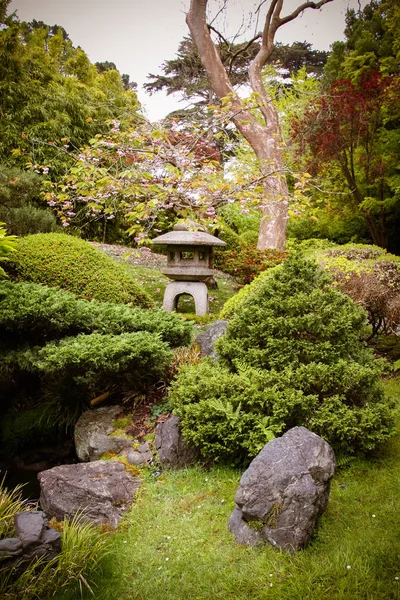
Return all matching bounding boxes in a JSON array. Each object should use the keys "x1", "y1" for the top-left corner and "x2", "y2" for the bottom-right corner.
[{"x1": 291, "y1": 70, "x2": 400, "y2": 248}]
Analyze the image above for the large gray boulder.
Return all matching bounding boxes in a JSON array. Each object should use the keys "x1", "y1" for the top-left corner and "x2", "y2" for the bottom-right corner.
[
  {"x1": 194, "y1": 320, "x2": 228, "y2": 360},
  {"x1": 155, "y1": 415, "x2": 198, "y2": 468},
  {"x1": 229, "y1": 426, "x2": 335, "y2": 552},
  {"x1": 74, "y1": 405, "x2": 134, "y2": 461},
  {"x1": 38, "y1": 460, "x2": 141, "y2": 528}
]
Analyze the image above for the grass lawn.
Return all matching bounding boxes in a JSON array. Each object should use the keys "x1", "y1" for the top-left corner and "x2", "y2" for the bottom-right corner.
[{"x1": 54, "y1": 375, "x2": 400, "y2": 600}]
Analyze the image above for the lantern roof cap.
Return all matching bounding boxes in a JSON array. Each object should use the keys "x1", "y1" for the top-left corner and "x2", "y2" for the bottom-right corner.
[{"x1": 152, "y1": 229, "x2": 226, "y2": 247}]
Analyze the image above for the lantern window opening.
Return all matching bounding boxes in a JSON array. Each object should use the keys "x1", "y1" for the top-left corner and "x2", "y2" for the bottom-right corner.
[{"x1": 180, "y1": 251, "x2": 195, "y2": 260}]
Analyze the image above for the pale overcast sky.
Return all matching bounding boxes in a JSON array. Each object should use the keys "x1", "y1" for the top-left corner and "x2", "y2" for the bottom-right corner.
[{"x1": 9, "y1": 0, "x2": 367, "y2": 120}]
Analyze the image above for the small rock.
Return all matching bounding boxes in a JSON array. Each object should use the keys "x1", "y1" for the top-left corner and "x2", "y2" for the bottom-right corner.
[
  {"x1": 0, "y1": 538, "x2": 22, "y2": 559},
  {"x1": 194, "y1": 320, "x2": 228, "y2": 360},
  {"x1": 14, "y1": 511, "x2": 61, "y2": 562},
  {"x1": 126, "y1": 441, "x2": 153, "y2": 466},
  {"x1": 155, "y1": 415, "x2": 197, "y2": 468}
]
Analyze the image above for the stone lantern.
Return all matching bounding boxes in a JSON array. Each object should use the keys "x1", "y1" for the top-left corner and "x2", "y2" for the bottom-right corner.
[{"x1": 152, "y1": 223, "x2": 226, "y2": 316}]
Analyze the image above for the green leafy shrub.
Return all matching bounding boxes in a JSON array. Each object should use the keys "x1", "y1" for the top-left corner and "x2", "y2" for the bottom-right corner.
[
  {"x1": 170, "y1": 254, "x2": 394, "y2": 461},
  {"x1": 214, "y1": 223, "x2": 240, "y2": 251},
  {"x1": 238, "y1": 229, "x2": 259, "y2": 247},
  {"x1": 5, "y1": 233, "x2": 151, "y2": 306},
  {"x1": 0, "y1": 281, "x2": 192, "y2": 348},
  {"x1": 220, "y1": 267, "x2": 278, "y2": 320},
  {"x1": 0, "y1": 222, "x2": 17, "y2": 278},
  {"x1": 2, "y1": 331, "x2": 173, "y2": 432},
  {"x1": 214, "y1": 244, "x2": 288, "y2": 284},
  {"x1": 0, "y1": 280, "x2": 193, "y2": 447},
  {"x1": 217, "y1": 204, "x2": 261, "y2": 236},
  {"x1": 287, "y1": 211, "x2": 370, "y2": 246},
  {"x1": 0, "y1": 166, "x2": 58, "y2": 237}
]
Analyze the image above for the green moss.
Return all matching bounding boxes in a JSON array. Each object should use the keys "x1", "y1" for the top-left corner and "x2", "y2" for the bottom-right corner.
[
  {"x1": 109, "y1": 429, "x2": 134, "y2": 439},
  {"x1": 99, "y1": 453, "x2": 140, "y2": 477},
  {"x1": 112, "y1": 415, "x2": 133, "y2": 430}
]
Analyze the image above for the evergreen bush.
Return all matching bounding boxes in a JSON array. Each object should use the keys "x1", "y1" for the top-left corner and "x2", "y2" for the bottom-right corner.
[
  {"x1": 0, "y1": 222, "x2": 17, "y2": 278},
  {"x1": 2, "y1": 205, "x2": 59, "y2": 236},
  {"x1": 5, "y1": 233, "x2": 151, "y2": 306},
  {"x1": 0, "y1": 166, "x2": 58, "y2": 236},
  {"x1": 317, "y1": 244, "x2": 400, "y2": 338},
  {"x1": 0, "y1": 281, "x2": 192, "y2": 347},
  {"x1": 170, "y1": 254, "x2": 394, "y2": 461},
  {"x1": 0, "y1": 280, "x2": 193, "y2": 449}
]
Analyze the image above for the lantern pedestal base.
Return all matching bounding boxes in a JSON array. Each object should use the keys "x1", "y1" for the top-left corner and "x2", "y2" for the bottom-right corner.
[{"x1": 163, "y1": 281, "x2": 208, "y2": 316}]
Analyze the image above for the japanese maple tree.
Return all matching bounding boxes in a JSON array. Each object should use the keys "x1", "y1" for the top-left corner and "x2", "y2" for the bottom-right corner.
[{"x1": 291, "y1": 70, "x2": 400, "y2": 248}]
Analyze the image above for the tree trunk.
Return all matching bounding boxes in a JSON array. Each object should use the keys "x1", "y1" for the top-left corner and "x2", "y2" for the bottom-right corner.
[{"x1": 186, "y1": 0, "x2": 332, "y2": 250}]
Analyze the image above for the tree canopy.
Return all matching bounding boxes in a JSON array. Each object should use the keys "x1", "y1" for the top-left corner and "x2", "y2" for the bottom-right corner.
[{"x1": 0, "y1": 1, "x2": 141, "y2": 176}]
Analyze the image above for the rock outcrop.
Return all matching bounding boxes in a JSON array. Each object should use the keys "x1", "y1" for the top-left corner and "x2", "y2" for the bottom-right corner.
[
  {"x1": 229, "y1": 427, "x2": 336, "y2": 552},
  {"x1": 194, "y1": 320, "x2": 228, "y2": 360},
  {"x1": 38, "y1": 460, "x2": 141, "y2": 528}
]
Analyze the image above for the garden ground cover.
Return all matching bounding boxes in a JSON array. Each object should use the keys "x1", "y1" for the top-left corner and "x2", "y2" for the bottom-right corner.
[{"x1": 54, "y1": 375, "x2": 400, "y2": 600}]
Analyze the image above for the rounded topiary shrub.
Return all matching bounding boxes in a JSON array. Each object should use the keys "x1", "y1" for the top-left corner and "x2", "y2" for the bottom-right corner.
[
  {"x1": 170, "y1": 253, "x2": 394, "y2": 461},
  {"x1": 6, "y1": 233, "x2": 151, "y2": 306}
]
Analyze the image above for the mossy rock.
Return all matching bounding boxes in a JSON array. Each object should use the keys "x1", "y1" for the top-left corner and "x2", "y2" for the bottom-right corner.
[{"x1": 6, "y1": 233, "x2": 152, "y2": 306}]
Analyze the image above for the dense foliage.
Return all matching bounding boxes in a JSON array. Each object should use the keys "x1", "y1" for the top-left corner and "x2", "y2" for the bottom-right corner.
[
  {"x1": 170, "y1": 254, "x2": 394, "y2": 461},
  {"x1": 0, "y1": 280, "x2": 193, "y2": 449},
  {"x1": 316, "y1": 244, "x2": 400, "y2": 337},
  {"x1": 291, "y1": 71, "x2": 400, "y2": 250},
  {"x1": 0, "y1": 5, "x2": 141, "y2": 175},
  {"x1": 0, "y1": 221, "x2": 16, "y2": 277},
  {"x1": 214, "y1": 245, "x2": 288, "y2": 284},
  {"x1": 145, "y1": 36, "x2": 328, "y2": 109},
  {"x1": 287, "y1": 0, "x2": 400, "y2": 253},
  {"x1": 5, "y1": 233, "x2": 151, "y2": 306},
  {"x1": 0, "y1": 280, "x2": 192, "y2": 347},
  {"x1": 0, "y1": 166, "x2": 58, "y2": 236}
]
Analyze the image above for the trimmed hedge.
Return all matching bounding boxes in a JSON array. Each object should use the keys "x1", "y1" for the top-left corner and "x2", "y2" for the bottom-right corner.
[{"x1": 5, "y1": 233, "x2": 151, "y2": 306}]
